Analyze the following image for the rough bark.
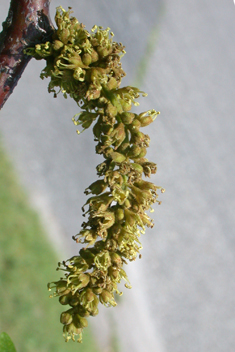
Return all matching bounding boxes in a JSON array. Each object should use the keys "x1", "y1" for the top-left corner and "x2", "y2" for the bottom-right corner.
[{"x1": 0, "y1": 0, "x2": 54, "y2": 109}]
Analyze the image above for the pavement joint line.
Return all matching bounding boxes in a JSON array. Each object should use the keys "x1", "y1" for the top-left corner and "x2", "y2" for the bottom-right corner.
[{"x1": 133, "y1": 1, "x2": 166, "y2": 88}]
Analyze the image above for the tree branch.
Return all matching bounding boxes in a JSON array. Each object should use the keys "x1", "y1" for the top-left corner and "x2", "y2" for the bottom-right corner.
[{"x1": 0, "y1": 0, "x2": 54, "y2": 109}]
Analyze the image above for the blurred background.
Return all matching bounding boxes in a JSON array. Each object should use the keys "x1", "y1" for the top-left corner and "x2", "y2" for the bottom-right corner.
[{"x1": 0, "y1": 0, "x2": 235, "y2": 351}]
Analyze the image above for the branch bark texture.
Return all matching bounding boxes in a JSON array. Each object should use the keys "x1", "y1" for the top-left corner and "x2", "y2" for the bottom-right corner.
[{"x1": 0, "y1": 0, "x2": 54, "y2": 109}]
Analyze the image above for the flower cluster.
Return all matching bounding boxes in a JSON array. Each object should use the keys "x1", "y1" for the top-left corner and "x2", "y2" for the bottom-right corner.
[{"x1": 26, "y1": 6, "x2": 164, "y2": 343}]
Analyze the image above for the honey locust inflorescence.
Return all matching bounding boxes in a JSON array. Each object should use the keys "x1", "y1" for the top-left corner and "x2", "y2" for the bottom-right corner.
[{"x1": 26, "y1": 6, "x2": 164, "y2": 343}]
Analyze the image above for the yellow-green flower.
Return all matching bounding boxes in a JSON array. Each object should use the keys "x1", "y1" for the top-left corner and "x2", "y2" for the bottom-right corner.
[{"x1": 26, "y1": 5, "x2": 163, "y2": 343}]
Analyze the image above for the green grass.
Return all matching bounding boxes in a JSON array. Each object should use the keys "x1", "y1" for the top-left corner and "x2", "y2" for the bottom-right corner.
[{"x1": 0, "y1": 140, "x2": 100, "y2": 352}]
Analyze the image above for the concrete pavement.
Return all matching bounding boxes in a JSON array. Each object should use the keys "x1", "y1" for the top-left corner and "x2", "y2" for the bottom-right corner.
[{"x1": 1, "y1": 1, "x2": 235, "y2": 351}]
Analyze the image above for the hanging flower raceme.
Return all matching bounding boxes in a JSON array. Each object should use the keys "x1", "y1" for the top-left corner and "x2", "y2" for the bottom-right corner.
[{"x1": 26, "y1": 6, "x2": 164, "y2": 343}]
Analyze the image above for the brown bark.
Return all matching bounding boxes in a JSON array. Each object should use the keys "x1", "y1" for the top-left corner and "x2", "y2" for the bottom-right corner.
[{"x1": 0, "y1": 0, "x2": 54, "y2": 109}]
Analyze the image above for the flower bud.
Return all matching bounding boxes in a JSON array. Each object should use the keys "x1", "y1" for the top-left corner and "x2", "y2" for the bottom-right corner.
[
  {"x1": 141, "y1": 161, "x2": 157, "y2": 177},
  {"x1": 69, "y1": 297, "x2": 80, "y2": 307},
  {"x1": 108, "y1": 266, "x2": 119, "y2": 280},
  {"x1": 60, "y1": 310, "x2": 73, "y2": 325},
  {"x1": 99, "y1": 289, "x2": 117, "y2": 307},
  {"x1": 90, "y1": 49, "x2": 99, "y2": 63},
  {"x1": 135, "y1": 147, "x2": 147, "y2": 159},
  {"x1": 109, "y1": 151, "x2": 126, "y2": 163},
  {"x1": 105, "y1": 103, "x2": 118, "y2": 117},
  {"x1": 127, "y1": 145, "x2": 142, "y2": 159},
  {"x1": 137, "y1": 109, "x2": 160, "y2": 127},
  {"x1": 110, "y1": 123, "x2": 126, "y2": 149},
  {"x1": 82, "y1": 53, "x2": 92, "y2": 65},
  {"x1": 120, "y1": 99, "x2": 132, "y2": 112},
  {"x1": 93, "y1": 118, "x2": 103, "y2": 139},
  {"x1": 115, "y1": 207, "x2": 124, "y2": 221},
  {"x1": 58, "y1": 28, "x2": 70, "y2": 44},
  {"x1": 79, "y1": 287, "x2": 96, "y2": 307},
  {"x1": 120, "y1": 112, "x2": 135, "y2": 124},
  {"x1": 92, "y1": 287, "x2": 103, "y2": 295},
  {"x1": 97, "y1": 45, "x2": 113, "y2": 58},
  {"x1": 85, "y1": 179, "x2": 107, "y2": 195},
  {"x1": 59, "y1": 295, "x2": 71, "y2": 305},
  {"x1": 131, "y1": 163, "x2": 143, "y2": 174},
  {"x1": 49, "y1": 280, "x2": 70, "y2": 296},
  {"x1": 52, "y1": 40, "x2": 64, "y2": 51},
  {"x1": 138, "y1": 115, "x2": 153, "y2": 127},
  {"x1": 110, "y1": 252, "x2": 123, "y2": 268},
  {"x1": 124, "y1": 208, "x2": 136, "y2": 227},
  {"x1": 85, "y1": 288, "x2": 96, "y2": 302},
  {"x1": 90, "y1": 307, "x2": 99, "y2": 316},
  {"x1": 74, "y1": 314, "x2": 88, "y2": 328},
  {"x1": 63, "y1": 323, "x2": 82, "y2": 342},
  {"x1": 106, "y1": 77, "x2": 118, "y2": 90},
  {"x1": 134, "y1": 180, "x2": 157, "y2": 191},
  {"x1": 76, "y1": 304, "x2": 90, "y2": 317},
  {"x1": 130, "y1": 131, "x2": 150, "y2": 147},
  {"x1": 131, "y1": 119, "x2": 141, "y2": 130}
]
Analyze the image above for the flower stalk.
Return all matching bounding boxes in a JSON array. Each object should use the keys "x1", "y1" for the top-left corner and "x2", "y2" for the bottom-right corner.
[{"x1": 26, "y1": 6, "x2": 164, "y2": 343}]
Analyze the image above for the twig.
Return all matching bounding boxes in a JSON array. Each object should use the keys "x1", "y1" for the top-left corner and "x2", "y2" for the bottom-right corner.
[{"x1": 0, "y1": 0, "x2": 54, "y2": 109}]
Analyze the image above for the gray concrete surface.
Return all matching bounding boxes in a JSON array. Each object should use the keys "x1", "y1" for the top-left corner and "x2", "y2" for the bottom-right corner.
[{"x1": 1, "y1": 1, "x2": 235, "y2": 351}]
